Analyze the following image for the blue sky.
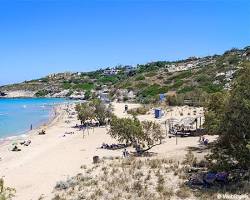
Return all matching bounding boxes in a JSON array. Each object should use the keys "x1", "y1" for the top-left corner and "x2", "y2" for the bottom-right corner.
[{"x1": 0, "y1": 0, "x2": 250, "y2": 85}]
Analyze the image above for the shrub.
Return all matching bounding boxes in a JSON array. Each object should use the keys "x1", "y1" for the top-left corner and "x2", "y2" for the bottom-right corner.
[
  {"x1": 72, "y1": 83, "x2": 94, "y2": 91},
  {"x1": 176, "y1": 186, "x2": 191, "y2": 199},
  {"x1": 127, "y1": 107, "x2": 149, "y2": 116},
  {"x1": 200, "y1": 83, "x2": 223, "y2": 93},
  {"x1": 178, "y1": 86, "x2": 194, "y2": 94},
  {"x1": 35, "y1": 90, "x2": 49, "y2": 97},
  {"x1": 119, "y1": 81, "x2": 133, "y2": 89},
  {"x1": 182, "y1": 150, "x2": 197, "y2": 166},
  {"x1": 168, "y1": 70, "x2": 192, "y2": 81},
  {"x1": 140, "y1": 84, "x2": 161, "y2": 97},
  {"x1": 62, "y1": 82, "x2": 71, "y2": 89},
  {"x1": 0, "y1": 178, "x2": 16, "y2": 200},
  {"x1": 170, "y1": 79, "x2": 184, "y2": 89},
  {"x1": 145, "y1": 72, "x2": 157, "y2": 77},
  {"x1": 135, "y1": 75, "x2": 145, "y2": 81},
  {"x1": 134, "y1": 82, "x2": 149, "y2": 90}
]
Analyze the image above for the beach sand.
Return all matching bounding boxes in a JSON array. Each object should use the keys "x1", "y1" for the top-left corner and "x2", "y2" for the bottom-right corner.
[{"x1": 0, "y1": 102, "x2": 216, "y2": 200}]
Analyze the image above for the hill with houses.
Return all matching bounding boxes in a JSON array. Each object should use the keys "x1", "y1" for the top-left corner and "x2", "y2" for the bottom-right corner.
[{"x1": 1, "y1": 46, "x2": 250, "y2": 105}]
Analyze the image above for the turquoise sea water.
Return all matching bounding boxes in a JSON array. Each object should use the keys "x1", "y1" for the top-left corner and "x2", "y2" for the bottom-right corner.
[{"x1": 0, "y1": 98, "x2": 68, "y2": 139}]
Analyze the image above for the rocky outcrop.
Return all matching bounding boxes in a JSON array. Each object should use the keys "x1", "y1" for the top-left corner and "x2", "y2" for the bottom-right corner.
[
  {"x1": 0, "y1": 90, "x2": 36, "y2": 98},
  {"x1": 0, "y1": 91, "x2": 7, "y2": 97}
]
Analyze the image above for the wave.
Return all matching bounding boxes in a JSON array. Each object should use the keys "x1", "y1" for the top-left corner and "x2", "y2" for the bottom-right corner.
[{"x1": 0, "y1": 132, "x2": 28, "y2": 143}]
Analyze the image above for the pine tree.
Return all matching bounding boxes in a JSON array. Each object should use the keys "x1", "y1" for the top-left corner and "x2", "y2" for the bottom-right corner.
[{"x1": 207, "y1": 62, "x2": 250, "y2": 170}]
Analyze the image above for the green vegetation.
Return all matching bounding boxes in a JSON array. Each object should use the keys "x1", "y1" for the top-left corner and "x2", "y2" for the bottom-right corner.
[
  {"x1": 97, "y1": 76, "x2": 118, "y2": 84},
  {"x1": 35, "y1": 90, "x2": 49, "y2": 97},
  {"x1": 168, "y1": 70, "x2": 192, "y2": 81},
  {"x1": 75, "y1": 99, "x2": 112, "y2": 126},
  {"x1": 1, "y1": 46, "x2": 249, "y2": 104},
  {"x1": 139, "y1": 84, "x2": 168, "y2": 97},
  {"x1": 145, "y1": 71, "x2": 157, "y2": 77},
  {"x1": 134, "y1": 82, "x2": 149, "y2": 90},
  {"x1": 127, "y1": 106, "x2": 149, "y2": 116},
  {"x1": 169, "y1": 79, "x2": 184, "y2": 89},
  {"x1": 178, "y1": 86, "x2": 194, "y2": 94},
  {"x1": 135, "y1": 75, "x2": 145, "y2": 81},
  {"x1": 53, "y1": 158, "x2": 186, "y2": 200},
  {"x1": 119, "y1": 81, "x2": 133, "y2": 89},
  {"x1": 199, "y1": 83, "x2": 223, "y2": 93},
  {"x1": 72, "y1": 83, "x2": 94, "y2": 91},
  {"x1": 205, "y1": 62, "x2": 250, "y2": 170},
  {"x1": 108, "y1": 116, "x2": 164, "y2": 152}
]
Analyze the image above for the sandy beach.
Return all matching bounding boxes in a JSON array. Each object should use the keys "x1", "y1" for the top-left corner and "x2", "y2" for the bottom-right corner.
[{"x1": 0, "y1": 102, "x2": 216, "y2": 200}]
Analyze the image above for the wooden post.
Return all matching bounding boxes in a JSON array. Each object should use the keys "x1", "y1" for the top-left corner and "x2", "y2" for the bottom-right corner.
[
  {"x1": 200, "y1": 117, "x2": 202, "y2": 128},
  {"x1": 165, "y1": 120, "x2": 167, "y2": 137}
]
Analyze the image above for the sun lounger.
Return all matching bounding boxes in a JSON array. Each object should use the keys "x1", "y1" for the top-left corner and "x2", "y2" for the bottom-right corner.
[
  {"x1": 38, "y1": 130, "x2": 46, "y2": 135},
  {"x1": 12, "y1": 145, "x2": 21, "y2": 152},
  {"x1": 203, "y1": 172, "x2": 217, "y2": 187},
  {"x1": 188, "y1": 173, "x2": 205, "y2": 186},
  {"x1": 188, "y1": 171, "x2": 229, "y2": 188},
  {"x1": 216, "y1": 172, "x2": 229, "y2": 185},
  {"x1": 65, "y1": 131, "x2": 74, "y2": 135},
  {"x1": 24, "y1": 140, "x2": 31, "y2": 146},
  {"x1": 20, "y1": 140, "x2": 31, "y2": 146},
  {"x1": 100, "y1": 143, "x2": 127, "y2": 150}
]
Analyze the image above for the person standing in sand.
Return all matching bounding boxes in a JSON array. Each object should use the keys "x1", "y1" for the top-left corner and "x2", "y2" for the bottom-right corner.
[{"x1": 123, "y1": 148, "x2": 129, "y2": 158}]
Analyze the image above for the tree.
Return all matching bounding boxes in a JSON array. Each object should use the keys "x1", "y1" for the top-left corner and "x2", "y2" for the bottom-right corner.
[
  {"x1": 203, "y1": 92, "x2": 228, "y2": 134},
  {"x1": 140, "y1": 120, "x2": 164, "y2": 152},
  {"x1": 84, "y1": 90, "x2": 91, "y2": 100},
  {"x1": 75, "y1": 99, "x2": 112, "y2": 126},
  {"x1": 90, "y1": 99, "x2": 112, "y2": 126},
  {"x1": 108, "y1": 116, "x2": 164, "y2": 153},
  {"x1": 75, "y1": 103, "x2": 95, "y2": 125},
  {"x1": 166, "y1": 95, "x2": 178, "y2": 106},
  {"x1": 206, "y1": 62, "x2": 250, "y2": 170},
  {"x1": 108, "y1": 116, "x2": 141, "y2": 145}
]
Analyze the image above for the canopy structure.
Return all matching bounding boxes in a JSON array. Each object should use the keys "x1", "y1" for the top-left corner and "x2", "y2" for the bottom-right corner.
[{"x1": 166, "y1": 115, "x2": 203, "y2": 130}]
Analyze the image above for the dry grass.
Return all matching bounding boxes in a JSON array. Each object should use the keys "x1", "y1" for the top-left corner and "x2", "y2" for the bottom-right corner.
[
  {"x1": 53, "y1": 157, "x2": 250, "y2": 200},
  {"x1": 53, "y1": 158, "x2": 184, "y2": 200},
  {"x1": 0, "y1": 178, "x2": 16, "y2": 200}
]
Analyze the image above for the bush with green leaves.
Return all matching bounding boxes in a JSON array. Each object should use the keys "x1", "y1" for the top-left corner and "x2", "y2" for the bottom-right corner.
[
  {"x1": 72, "y1": 83, "x2": 94, "y2": 91},
  {"x1": 205, "y1": 62, "x2": 250, "y2": 170},
  {"x1": 76, "y1": 99, "x2": 112, "y2": 126},
  {"x1": 127, "y1": 107, "x2": 149, "y2": 116},
  {"x1": 178, "y1": 86, "x2": 194, "y2": 94},
  {"x1": 139, "y1": 84, "x2": 167, "y2": 97},
  {"x1": 35, "y1": 90, "x2": 49, "y2": 97},
  {"x1": 145, "y1": 71, "x2": 157, "y2": 77},
  {"x1": 108, "y1": 116, "x2": 164, "y2": 152},
  {"x1": 135, "y1": 75, "x2": 145, "y2": 81}
]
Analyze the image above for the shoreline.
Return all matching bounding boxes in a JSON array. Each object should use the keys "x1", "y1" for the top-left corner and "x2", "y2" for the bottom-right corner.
[{"x1": 0, "y1": 103, "x2": 68, "y2": 147}]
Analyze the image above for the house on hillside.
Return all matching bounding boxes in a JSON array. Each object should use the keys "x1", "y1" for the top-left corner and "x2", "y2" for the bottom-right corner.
[{"x1": 103, "y1": 68, "x2": 120, "y2": 76}]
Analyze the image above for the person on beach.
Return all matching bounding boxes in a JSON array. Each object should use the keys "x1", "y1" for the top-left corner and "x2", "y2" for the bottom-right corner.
[
  {"x1": 123, "y1": 148, "x2": 128, "y2": 157},
  {"x1": 124, "y1": 105, "x2": 128, "y2": 113},
  {"x1": 126, "y1": 149, "x2": 129, "y2": 157},
  {"x1": 30, "y1": 124, "x2": 33, "y2": 130}
]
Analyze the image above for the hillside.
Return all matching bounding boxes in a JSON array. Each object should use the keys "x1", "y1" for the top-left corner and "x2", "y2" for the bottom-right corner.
[{"x1": 1, "y1": 46, "x2": 250, "y2": 103}]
